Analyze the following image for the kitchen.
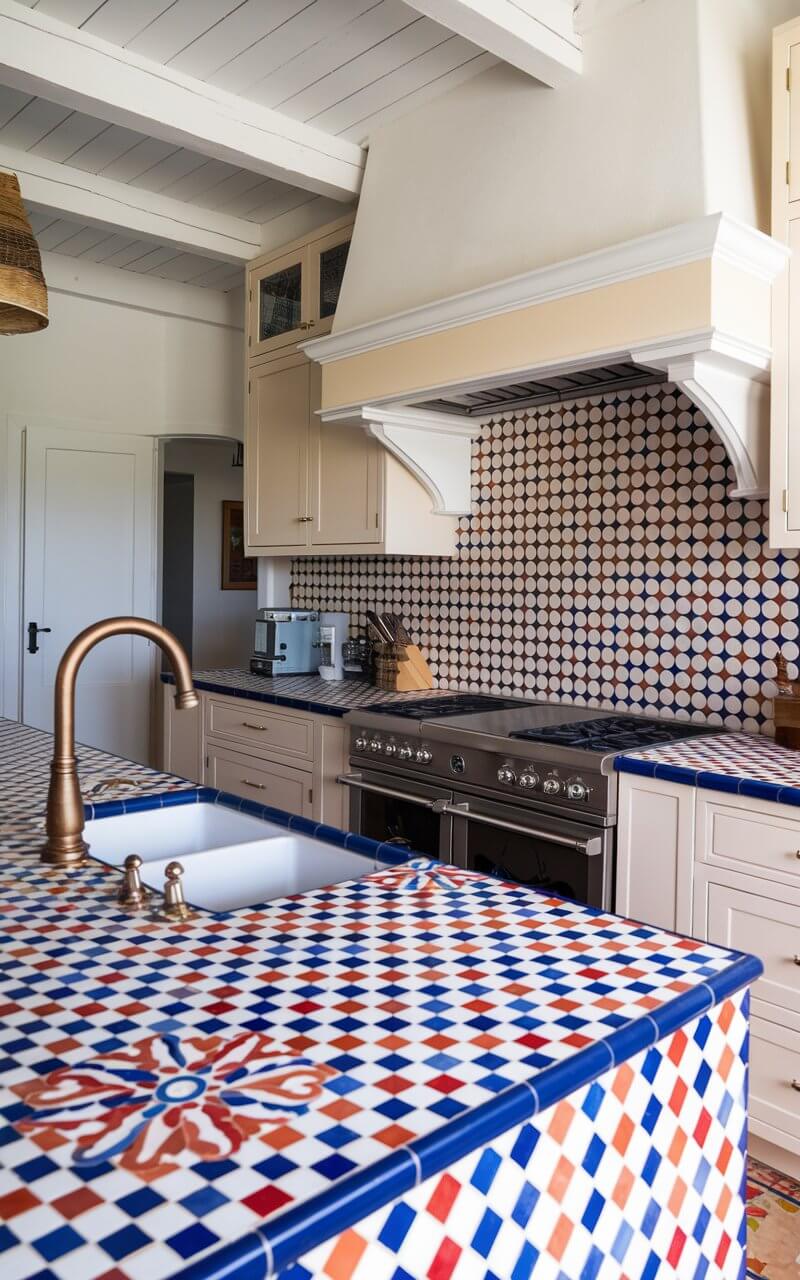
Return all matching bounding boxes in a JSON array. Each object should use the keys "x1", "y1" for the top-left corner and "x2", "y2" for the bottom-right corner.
[{"x1": 2, "y1": 0, "x2": 800, "y2": 1276}]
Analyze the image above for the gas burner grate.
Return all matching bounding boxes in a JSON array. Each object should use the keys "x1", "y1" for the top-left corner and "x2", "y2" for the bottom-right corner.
[
  {"x1": 367, "y1": 695, "x2": 525, "y2": 720},
  {"x1": 510, "y1": 715, "x2": 712, "y2": 752}
]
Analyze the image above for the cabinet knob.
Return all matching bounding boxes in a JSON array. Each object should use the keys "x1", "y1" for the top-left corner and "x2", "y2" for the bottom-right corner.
[{"x1": 791, "y1": 1079, "x2": 800, "y2": 1092}]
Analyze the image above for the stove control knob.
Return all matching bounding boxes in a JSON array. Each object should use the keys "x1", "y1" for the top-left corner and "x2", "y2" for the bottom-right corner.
[
  {"x1": 368, "y1": 738, "x2": 383, "y2": 754},
  {"x1": 518, "y1": 771, "x2": 540, "y2": 790},
  {"x1": 354, "y1": 735, "x2": 368, "y2": 752},
  {"x1": 398, "y1": 744, "x2": 414, "y2": 762},
  {"x1": 383, "y1": 741, "x2": 397, "y2": 758},
  {"x1": 566, "y1": 778, "x2": 589, "y2": 802},
  {"x1": 497, "y1": 766, "x2": 517, "y2": 786},
  {"x1": 415, "y1": 746, "x2": 433, "y2": 765},
  {"x1": 542, "y1": 776, "x2": 562, "y2": 797}
]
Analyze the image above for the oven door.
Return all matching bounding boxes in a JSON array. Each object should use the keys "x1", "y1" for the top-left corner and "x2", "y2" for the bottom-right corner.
[
  {"x1": 450, "y1": 793, "x2": 613, "y2": 910},
  {"x1": 338, "y1": 767, "x2": 454, "y2": 862}
]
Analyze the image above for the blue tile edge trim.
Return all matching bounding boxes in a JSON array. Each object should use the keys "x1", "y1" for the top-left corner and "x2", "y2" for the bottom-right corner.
[
  {"x1": 85, "y1": 788, "x2": 418, "y2": 877},
  {"x1": 178, "y1": 948, "x2": 763, "y2": 1279},
  {"x1": 161, "y1": 671, "x2": 352, "y2": 719},
  {"x1": 615, "y1": 754, "x2": 800, "y2": 808}
]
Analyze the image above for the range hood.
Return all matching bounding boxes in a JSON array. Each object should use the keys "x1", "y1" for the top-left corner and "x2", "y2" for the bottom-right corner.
[{"x1": 302, "y1": 213, "x2": 788, "y2": 516}]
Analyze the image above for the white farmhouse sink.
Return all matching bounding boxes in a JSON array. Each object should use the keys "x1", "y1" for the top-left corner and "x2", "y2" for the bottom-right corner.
[
  {"x1": 84, "y1": 802, "x2": 287, "y2": 866},
  {"x1": 140, "y1": 837, "x2": 387, "y2": 912}
]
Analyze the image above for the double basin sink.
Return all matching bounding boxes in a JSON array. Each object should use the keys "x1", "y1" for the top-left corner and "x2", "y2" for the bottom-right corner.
[{"x1": 85, "y1": 803, "x2": 389, "y2": 912}]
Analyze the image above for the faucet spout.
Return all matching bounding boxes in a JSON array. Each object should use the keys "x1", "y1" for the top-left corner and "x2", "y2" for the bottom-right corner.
[{"x1": 41, "y1": 617, "x2": 198, "y2": 866}]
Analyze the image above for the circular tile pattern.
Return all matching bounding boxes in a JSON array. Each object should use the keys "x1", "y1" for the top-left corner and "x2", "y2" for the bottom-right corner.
[{"x1": 291, "y1": 382, "x2": 797, "y2": 734}]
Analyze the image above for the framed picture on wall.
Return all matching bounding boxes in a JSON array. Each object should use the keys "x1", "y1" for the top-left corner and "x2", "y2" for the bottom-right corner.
[{"x1": 222, "y1": 500, "x2": 257, "y2": 590}]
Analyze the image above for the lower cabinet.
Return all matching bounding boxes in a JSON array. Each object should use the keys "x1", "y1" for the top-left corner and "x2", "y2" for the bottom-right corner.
[
  {"x1": 618, "y1": 770, "x2": 800, "y2": 1162},
  {"x1": 163, "y1": 685, "x2": 348, "y2": 829},
  {"x1": 205, "y1": 742, "x2": 313, "y2": 818}
]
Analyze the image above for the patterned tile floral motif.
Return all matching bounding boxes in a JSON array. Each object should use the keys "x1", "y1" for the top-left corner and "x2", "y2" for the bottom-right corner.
[
  {"x1": 292, "y1": 383, "x2": 799, "y2": 735},
  {"x1": 13, "y1": 1032, "x2": 336, "y2": 1181}
]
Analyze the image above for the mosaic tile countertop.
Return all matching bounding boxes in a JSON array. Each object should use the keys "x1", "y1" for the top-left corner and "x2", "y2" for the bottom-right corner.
[
  {"x1": 0, "y1": 717, "x2": 761, "y2": 1279},
  {"x1": 616, "y1": 731, "x2": 800, "y2": 806},
  {"x1": 160, "y1": 669, "x2": 462, "y2": 718}
]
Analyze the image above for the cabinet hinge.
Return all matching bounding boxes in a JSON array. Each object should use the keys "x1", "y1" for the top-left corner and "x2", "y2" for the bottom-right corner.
[
  {"x1": 788, "y1": 66, "x2": 792, "y2": 92},
  {"x1": 783, "y1": 488, "x2": 789, "y2": 512},
  {"x1": 249, "y1": 288, "x2": 252, "y2": 302},
  {"x1": 375, "y1": 511, "x2": 379, "y2": 527},
  {"x1": 248, "y1": 380, "x2": 251, "y2": 395},
  {"x1": 788, "y1": 160, "x2": 792, "y2": 186},
  {"x1": 205, "y1": 754, "x2": 209, "y2": 768},
  {"x1": 308, "y1": 787, "x2": 313, "y2": 804},
  {"x1": 248, "y1": 334, "x2": 251, "y2": 346}
]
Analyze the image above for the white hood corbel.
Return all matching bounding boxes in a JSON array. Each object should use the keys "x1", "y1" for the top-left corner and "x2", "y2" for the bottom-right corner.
[
  {"x1": 303, "y1": 213, "x2": 789, "y2": 510},
  {"x1": 631, "y1": 330, "x2": 772, "y2": 499},
  {"x1": 322, "y1": 404, "x2": 481, "y2": 515}
]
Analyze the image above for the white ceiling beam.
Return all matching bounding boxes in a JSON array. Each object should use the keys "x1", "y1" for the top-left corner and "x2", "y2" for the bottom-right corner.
[
  {"x1": 0, "y1": 0, "x2": 365, "y2": 201},
  {"x1": 403, "y1": 0, "x2": 582, "y2": 87},
  {"x1": 0, "y1": 145, "x2": 261, "y2": 262}
]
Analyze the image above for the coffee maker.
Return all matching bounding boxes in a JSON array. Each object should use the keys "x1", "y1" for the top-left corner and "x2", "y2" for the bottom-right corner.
[{"x1": 250, "y1": 609, "x2": 321, "y2": 676}]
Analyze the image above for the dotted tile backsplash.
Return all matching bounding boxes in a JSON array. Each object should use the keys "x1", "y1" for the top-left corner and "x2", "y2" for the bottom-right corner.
[{"x1": 291, "y1": 382, "x2": 799, "y2": 735}]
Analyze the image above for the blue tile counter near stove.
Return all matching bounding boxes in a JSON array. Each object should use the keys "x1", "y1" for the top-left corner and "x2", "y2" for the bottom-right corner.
[
  {"x1": 0, "y1": 717, "x2": 762, "y2": 1280},
  {"x1": 160, "y1": 669, "x2": 461, "y2": 719},
  {"x1": 615, "y1": 729, "x2": 800, "y2": 804}
]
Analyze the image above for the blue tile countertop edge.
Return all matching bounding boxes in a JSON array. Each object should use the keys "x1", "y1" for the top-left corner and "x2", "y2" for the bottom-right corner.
[
  {"x1": 161, "y1": 671, "x2": 354, "y2": 718},
  {"x1": 614, "y1": 753, "x2": 800, "y2": 807},
  {"x1": 95, "y1": 788, "x2": 764, "y2": 1279}
]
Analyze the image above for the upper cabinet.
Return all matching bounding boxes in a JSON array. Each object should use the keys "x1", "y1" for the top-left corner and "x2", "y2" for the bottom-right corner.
[
  {"x1": 772, "y1": 18, "x2": 800, "y2": 546},
  {"x1": 248, "y1": 220, "x2": 352, "y2": 361},
  {"x1": 244, "y1": 216, "x2": 459, "y2": 558}
]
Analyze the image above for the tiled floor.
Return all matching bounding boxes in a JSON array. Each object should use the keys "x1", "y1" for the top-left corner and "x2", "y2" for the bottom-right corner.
[{"x1": 747, "y1": 1158, "x2": 800, "y2": 1277}]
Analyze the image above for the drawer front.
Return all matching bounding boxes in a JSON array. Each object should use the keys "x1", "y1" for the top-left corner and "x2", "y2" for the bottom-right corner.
[
  {"x1": 705, "y1": 880, "x2": 800, "y2": 1019},
  {"x1": 699, "y1": 797, "x2": 800, "y2": 883},
  {"x1": 751, "y1": 1016, "x2": 800, "y2": 1145},
  {"x1": 205, "y1": 745, "x2": 312, "y2": 817},
  {"x1": 205, "y1": 697, "x2": 313, "y2": 761}
]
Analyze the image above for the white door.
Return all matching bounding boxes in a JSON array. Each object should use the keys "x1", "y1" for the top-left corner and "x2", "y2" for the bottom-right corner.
[{"x1": 22, "y1": 426, "x2": 156, "y2": 764}]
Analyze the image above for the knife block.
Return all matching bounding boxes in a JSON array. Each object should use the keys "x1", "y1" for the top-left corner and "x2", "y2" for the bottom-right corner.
[{"x1": 373, "y1": 642, "x2": 434, "y2": 692}]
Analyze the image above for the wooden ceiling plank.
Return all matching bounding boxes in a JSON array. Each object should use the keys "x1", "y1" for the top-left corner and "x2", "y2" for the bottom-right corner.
[
  {"x1": 203, "y1": 0, "x2": 378, "y2": 96},
  {"x1": 168, "y1": 0, "x2": 316, "y2": 82},
  {"x1": 0, "y1": 0, "x2": 365, "y2": 198},
  {"x1": 30, "y1": 106, "x2": 107, "y2": 161},
  {"x1": 35, "y1": 0, "x2": 107, "y2": 24},
  {"x1": 0, "y1": 82, "x2": 33, "y2": 128},
  {"x1": 278, "y1": 13, "x2": 445, "y2": 122},
  {"x1": 246, "y1": 0, "x2": 419, "y2": 111},
  {"x1": 129, "y1": 148, "x2": 213, "y2": 194},
  {"x1": 81, "y1": 0, "x2": 175, "y2": 47},
  {"x1": 48, "y1": 221, "x2": 115, "y2": 255},
  {"x1": 2, "y1": 142, "x2": 261, "y2": 259},
  {"x1": 0, "y1": 95, "x2": 72, "y2": 150},
  {"x1": 157, "y1": 156, "x2": 241, "y2": 201},
  {"x1": 313, "y1": 31, "x2": 484, "y2": 133},
  {"x1": 337, "y1": 47, "x2": 494, "y2": 140},
  {"x1": 125, "y1": 0, "x2": 246, "y2": 65},
  {"x1": 402, "y1": 0, "x2": 581, "y2": 86},
  {"x1": 100, "y1": 135, "x2": 179, "y2": 183},
  {"x1": 78, "y1": 229, "x2": 136, "y2": 260}
]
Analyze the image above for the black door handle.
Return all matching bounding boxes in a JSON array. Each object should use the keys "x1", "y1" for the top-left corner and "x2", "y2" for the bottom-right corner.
[{"x1": 27, "y1": 622, "x2": 51, "y2": 654}]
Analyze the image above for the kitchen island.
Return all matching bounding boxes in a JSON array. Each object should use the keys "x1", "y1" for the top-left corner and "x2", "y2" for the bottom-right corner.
[{"x1": 0, "y1": 716, "x2": 760, "y2": 1280}]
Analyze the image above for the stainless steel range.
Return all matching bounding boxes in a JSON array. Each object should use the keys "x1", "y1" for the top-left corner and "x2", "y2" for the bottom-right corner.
[{"x1": 340, "y1": 695, "x2": 716, "y2": 910}]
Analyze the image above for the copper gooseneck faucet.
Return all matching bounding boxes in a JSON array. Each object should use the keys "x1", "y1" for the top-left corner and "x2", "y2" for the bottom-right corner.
[{"x1": 41, "y1": 617, "x2": 199, "y2": 866}]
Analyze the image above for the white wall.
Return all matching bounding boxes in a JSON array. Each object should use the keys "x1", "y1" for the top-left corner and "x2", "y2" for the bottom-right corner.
[
  {"x1": 0, "y1": 256, "x2": 244, "y2": 718},
  {"x1": 163, "y1": 439, "x2": 254, "y2": 670}
]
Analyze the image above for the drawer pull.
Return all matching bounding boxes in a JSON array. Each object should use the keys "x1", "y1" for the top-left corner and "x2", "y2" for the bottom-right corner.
[
  {"x1": 792, "y1": 1080, "x2": 800, "y2": 1093},
  {"x1": 241, "y1": 778, "x2": 266, "y2": 790},
  {"x1": 794, "y1": 955, "x2": 800, "y2": 966},
  {"x1": 242, "y1": 721, "x2": 268, "y2": 731}
]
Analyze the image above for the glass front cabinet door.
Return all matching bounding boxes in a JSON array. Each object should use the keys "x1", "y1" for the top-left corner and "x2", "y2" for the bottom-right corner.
[{"x1": 248, "y1": 222, "x2": 352, "y2": 361}]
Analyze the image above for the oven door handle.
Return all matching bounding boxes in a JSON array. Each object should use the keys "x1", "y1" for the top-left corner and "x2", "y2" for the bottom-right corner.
[
  {"x1": 441, "y1": 801, "x2": 603, "y2": 855},
  {"x1": 337, "y1": 773, "x2": 442, "y2": 810}
]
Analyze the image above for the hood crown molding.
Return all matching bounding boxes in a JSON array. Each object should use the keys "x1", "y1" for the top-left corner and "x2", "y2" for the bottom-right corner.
[{"x1": 302, "y1": 213, "x2": 788, "y2": 365}]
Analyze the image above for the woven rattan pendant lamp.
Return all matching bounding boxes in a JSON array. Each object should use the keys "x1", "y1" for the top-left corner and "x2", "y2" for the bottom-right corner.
[{"x1": 0, "y1": 172, "x2": 48, "y2": 334}]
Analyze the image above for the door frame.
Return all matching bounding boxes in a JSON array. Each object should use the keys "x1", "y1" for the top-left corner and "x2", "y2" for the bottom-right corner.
[
  {"x1": 1, "y1": 419, "x2": 251, "y2": 766},
  {"x1": 1, "y1": 414, "x2": 161, "y2": 742}
]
